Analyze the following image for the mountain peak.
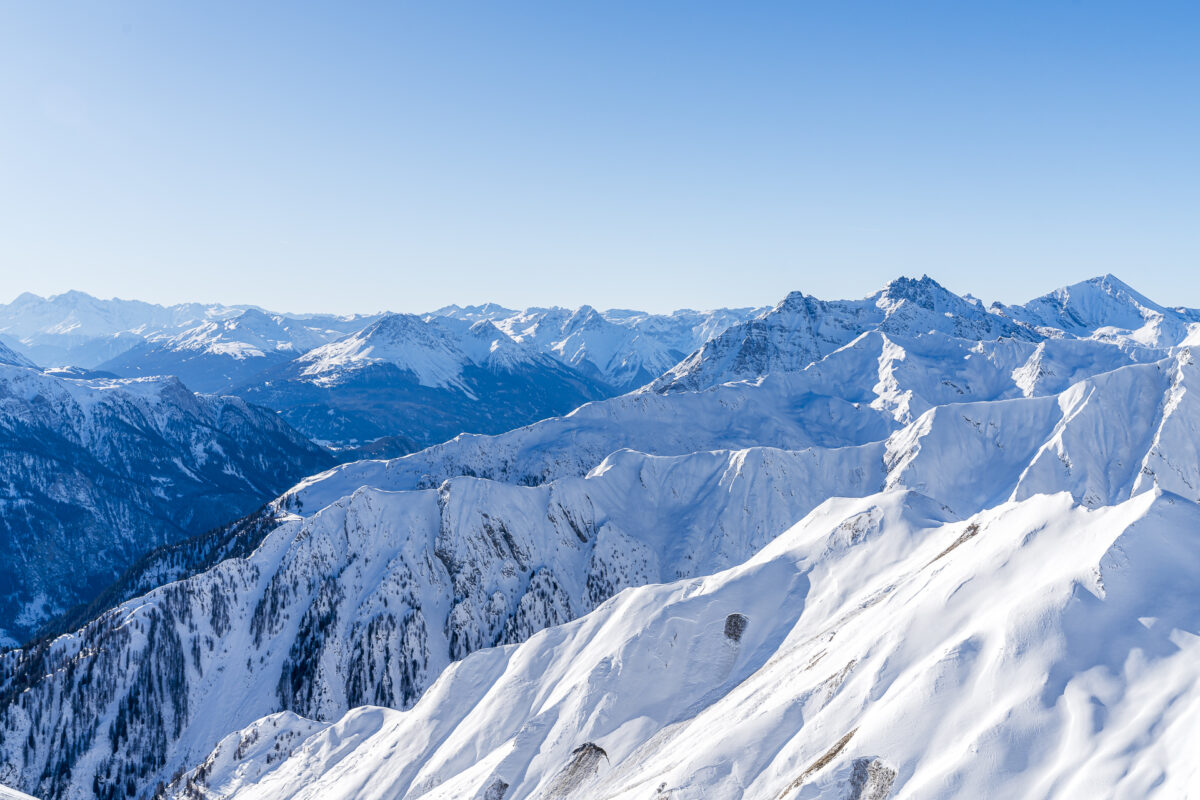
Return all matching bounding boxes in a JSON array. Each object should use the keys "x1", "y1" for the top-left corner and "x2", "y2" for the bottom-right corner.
[
  {"x1": 772, "y1": 290, "x2": 818, "y2": 315},
  {"x1": 878, "y1": 274, "x2": 955, "y2": 307},
  {"x1": 466, "y1": 318, "x2": 509, "y2": 339},
  {"x1": 232, "y1": 308, "x2": 277, "y2": 325},
  {"x1": 364, "y1": 312, "x2": 429, "y2": 339},
  {"x1": 7, "y1": 291, "x2": 44, "y2": 307},
  {"x1": 563, "y1": 304, "x2": 607, "y2": 333},
  {"x1": 1070, "y1": 274, "x2": 1165, "y2": 310},
  {"x1": 1088, "y1": 272, "x2": 1133, "y2": 289},
  {"x1": 48, "y1": 289, "x2": 104, "y2": 306}
]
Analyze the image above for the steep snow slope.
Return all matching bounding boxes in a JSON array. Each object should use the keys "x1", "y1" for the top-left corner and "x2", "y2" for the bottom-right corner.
[
  {"x1": 236, "y1": 314, "x2": 609, "y2": 450},
  {"x1": 0, "y1": 442, "x2": 883, "y2": 800},
  {"x1": 97, "y1": 310, "x2": 371, "y2": 393},
  {"x1": 5, "y1": 348, "x2": 1200, "y2": 799},
  {"x1": 296, "y1": 347, "x2": 1200, "y2": 523},
  {"x1": 171, "y1": 488, "x2": 1200, "y2": 800},
  {"x1": 0, "y1": 362, "x2": 331, "y2": 644}
]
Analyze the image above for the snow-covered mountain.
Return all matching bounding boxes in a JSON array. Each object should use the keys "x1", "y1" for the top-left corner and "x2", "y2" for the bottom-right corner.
[
  {"x1": 5, "y1": 338, "x2": 1200, "y2": 799},
  {"x1": 169, "y1": 487, "x2": 1200, "y2": 800},
  {"x1": 235, "y1": 314, "x2": 610, "y2": 451},
  {"x1": 0, "y1": 291, "x2": 757, "y2": 395},
  {"x1": 96, "y1": 309, "x2": 376, "y2": 393},
  {"x1": 650, "y1": 275, "x2": 1039, "y2": 394},
  {"x1": 297, "y1": 328, "x2": 1156, "y2": 497},
  {"x1": 4, "y1": 275, "x2": 1200, "y2": 800},
  {"x1": 0, "y1": 291, "x2": 379, "y2": 383},
  {"x1": 0, "y1": 361, "x2": 332, "y2": 645},
  {"x1": 0, "y1": 291, "x2": 252, "y2": 368},
  {"x1": 994, "y1": 273, "x2": 1200, "y2": 346},
  {"x1": 434, "y1": 304, "x2": 763, "y2": 392}
]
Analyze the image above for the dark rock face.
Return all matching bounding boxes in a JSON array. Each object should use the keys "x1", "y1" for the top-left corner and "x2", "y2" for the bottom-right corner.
[
  {"x1": 845, "y1": 758, "x2": 896, "y2": 800},
  {"x1": 545, "y1": 743, "x2": 609, "y2": 797},
  {"x1": 480, "y1": 778, "x2": 509, "y2": 800},
  {"x1": 724, "y1": 613, "x2": 749, "y2": 642}
]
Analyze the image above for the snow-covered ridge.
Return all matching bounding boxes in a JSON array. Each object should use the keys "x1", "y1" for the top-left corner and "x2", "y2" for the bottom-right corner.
[
  {"x1": 294, "y1": 313, "x2": 545, "y2": 393},
  {"x1": 0, "y1": 291, "x2": 759, "y2": 395},
  {"x1": 288, "y1": 329, "x2": 1162, "y2": 503},
  {"x1": 647, "y1": 275, "x2": 1041, "y2": 394},
  {"x1": 5, "y1": 342, "x2": 1200, "y2": 798},
  {"x1": 0, "y1": 340, "x2": 35, "y2": 369},
  {"x1": 5, "y1": 275, "x2": 1200, "y2": 800},
  {"x1": 433, "y1": 303, "x2": 766, "y2": 391},
  {"x1": 994, "y1": 273, "x2": 1200, "y2": 346},
  {"x1": 150, "y1": 309, "x2": 342, "y2": 359},
  {"x1": 0, "y1": 290, "x2": 253, "y2": 368},
  {"x1": 175, "y1": 487, "x2": 1200, "y2": 799},
  {"x1": 237, "y1": 313, "x2": 609, "y2": 450}
]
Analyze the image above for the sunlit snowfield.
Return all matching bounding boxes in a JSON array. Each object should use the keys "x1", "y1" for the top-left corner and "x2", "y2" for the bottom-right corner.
[{"x1": 5, "y1": 275, "x2": 1200, "y2": 798}]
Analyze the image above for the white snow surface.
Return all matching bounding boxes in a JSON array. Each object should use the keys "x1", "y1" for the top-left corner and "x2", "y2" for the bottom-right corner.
[
  {"x1": 434, "y1": 304, "x2": 764, "y2": 390},
  {"x1": 152, "y1": 309, "x2": 346, "y2": 359},
  {"x1": 7, "y1": 275, "x2": 1200, "y2": 800},
  {"x1": 176, "y1": 488, "x2": 1200, "y2": 800},
  {"x1": 286, "y1": 329, "x2": 1163, "y2": 505},
  {"x1": 294, "y1": 313, "x2": 543, "y2": 393},
  {"x1": 994, "y1": 274, "x2": 1200, "y2": 347},
  {"x1": 153, "y1": 314, "x2": 1200, "y2": 799},
  {"x1": 8, "y1": 338, "x2": 1198, "y2": 799},
  {"x1": 0, "y1": 783, "x2": 39, "y2": 800}
]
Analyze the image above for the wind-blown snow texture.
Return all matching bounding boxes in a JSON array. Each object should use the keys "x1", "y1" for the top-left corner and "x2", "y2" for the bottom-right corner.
[{"x1": 2, "y1": 275, "x2": 1200, "y2": 800}]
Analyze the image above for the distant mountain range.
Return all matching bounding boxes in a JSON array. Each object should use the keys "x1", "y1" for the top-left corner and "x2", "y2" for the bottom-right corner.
[
  {"x1": 236, "y1": 314, "x2": 612, "y2": 451},
  {"x1": 95, "y1": 308, "x2": 378, "y2": 393},
  {"x1": 0, "y1": 293, "x2": 766, "y2": 453}
]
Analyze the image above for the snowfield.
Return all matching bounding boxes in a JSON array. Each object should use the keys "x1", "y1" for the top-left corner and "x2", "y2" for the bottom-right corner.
[
  {"x1": 2, "y1": 275, "x2": 1200, "y2": 800},
  {"x1": 169, "y1": 489, "x2": 1200, "y2": 799}
]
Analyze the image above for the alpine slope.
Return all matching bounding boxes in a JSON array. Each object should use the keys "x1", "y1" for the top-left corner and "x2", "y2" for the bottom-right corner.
[{"x1": 1, "y1": 275, "x2": 1199, "y2": 800}]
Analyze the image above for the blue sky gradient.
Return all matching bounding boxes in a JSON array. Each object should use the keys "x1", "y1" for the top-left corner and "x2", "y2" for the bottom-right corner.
[{"x1": 1, "y1": 1, "x2": 1197, "y2": 313}]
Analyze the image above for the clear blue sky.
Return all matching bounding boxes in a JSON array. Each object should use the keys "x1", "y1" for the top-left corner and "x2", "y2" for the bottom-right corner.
[{"x1": 0, "y1": 1, "x2": 1197, "y2": 313}]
